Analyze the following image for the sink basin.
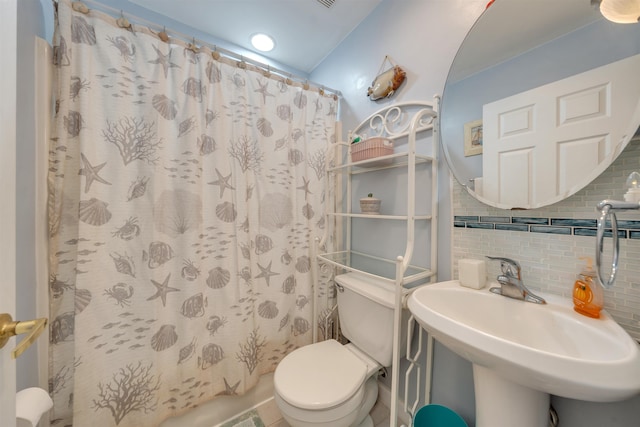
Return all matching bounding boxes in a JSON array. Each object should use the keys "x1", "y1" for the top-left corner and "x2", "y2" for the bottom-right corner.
[{"x1": 408, "y1": 280, "x2": 640, "y2": 427}]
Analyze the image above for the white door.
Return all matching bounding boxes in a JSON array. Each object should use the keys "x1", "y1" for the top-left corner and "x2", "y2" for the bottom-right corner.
[
  {"x1": 483, "y1": 53, "x2": 640, "y2": 208},
  {"x1": 1, "y1": 0, "x2": 18, "y2": 425}
]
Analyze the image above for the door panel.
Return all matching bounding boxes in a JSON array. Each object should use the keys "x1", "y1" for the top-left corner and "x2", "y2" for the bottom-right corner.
[
  {"x1": 557, "y1": 135, "x2": 607, "y2": 192},
  {"x1": 483, "y1": 53, "x2": 640, "y2": 208}
]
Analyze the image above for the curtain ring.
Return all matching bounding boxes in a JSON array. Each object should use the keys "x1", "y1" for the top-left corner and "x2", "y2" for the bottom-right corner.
[
  {"x1": 187, "y1": 37, "x2": 198, "y2": 53},
  {"x1": 212, "y1": 46, "x2": 221, "y2": 60},
  {"x1": 158, "y1": 26, "x2": 169, "y2": 43},
  {"x1": 116, "y1": 10, "x2": 131, "y2": 29},
  {"x1": 263, "y1": 65, "x2": 271, "y2": 78},
  {"x1": 303, "y1": 80, "x2": 310, "y2": 90},
  {"x1": 238, "y1": 56, "x2": 246, "y2": 69},
  {"x1": 71, "y1": 1, "x2": 89, "y2": 14}
]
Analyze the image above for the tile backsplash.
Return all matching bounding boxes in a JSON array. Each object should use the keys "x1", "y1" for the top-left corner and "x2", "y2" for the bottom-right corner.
[{"x1": 452, "y1": 140, "x2": 640, "y2": 340}]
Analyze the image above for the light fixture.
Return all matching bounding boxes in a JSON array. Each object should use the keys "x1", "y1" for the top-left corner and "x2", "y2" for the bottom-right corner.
[
  {"x1": 600, "y1": 0, "x2": 640, "y2": 23},
  {"x1": 250, "y1": 33, "x2": 275, "y2": 52}
]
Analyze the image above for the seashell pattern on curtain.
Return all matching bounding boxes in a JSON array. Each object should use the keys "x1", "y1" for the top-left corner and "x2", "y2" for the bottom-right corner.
[{"x1": 48, "y1": 1, "x2": 337, "y2": 426}]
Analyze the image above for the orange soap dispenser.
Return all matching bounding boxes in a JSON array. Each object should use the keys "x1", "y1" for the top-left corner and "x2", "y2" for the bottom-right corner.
[{"x1": 572, "y1": 257, "x2": 603, "y2": 318}]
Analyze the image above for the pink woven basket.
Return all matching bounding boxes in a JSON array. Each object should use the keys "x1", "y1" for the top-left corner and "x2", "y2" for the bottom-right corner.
[{"x1": 351, "y1": 137, "x2": 393, "y2": 163}]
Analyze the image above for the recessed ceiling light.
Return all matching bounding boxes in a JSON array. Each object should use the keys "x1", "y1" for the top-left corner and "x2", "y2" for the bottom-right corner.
[
  {"x1": 599, "y1": 0, "x2": 640, "y2": 23},
  {"x1": 251, "y1": 33, "x2": 275, "y2": 52}
]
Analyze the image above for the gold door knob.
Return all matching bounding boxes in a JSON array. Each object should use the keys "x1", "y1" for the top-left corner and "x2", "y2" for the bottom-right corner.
[{"x1": 0, "y1": 313, "x2": 48, "y2": 359}]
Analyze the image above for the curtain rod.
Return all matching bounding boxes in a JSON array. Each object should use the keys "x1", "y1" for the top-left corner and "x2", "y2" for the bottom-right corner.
[{"x1": 59, "y1": 0, "x2": 342, "y2": 98}]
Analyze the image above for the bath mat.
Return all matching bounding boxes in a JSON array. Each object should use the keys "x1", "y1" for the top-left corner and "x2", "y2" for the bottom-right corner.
[{"x1": 220, "y1": 409, "x2": 265, "y2": 427}]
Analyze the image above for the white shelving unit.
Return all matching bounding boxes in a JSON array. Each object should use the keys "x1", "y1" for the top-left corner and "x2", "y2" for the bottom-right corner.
[{"x1": 315, "y1": 100, "x2": 439, "y2": 427}]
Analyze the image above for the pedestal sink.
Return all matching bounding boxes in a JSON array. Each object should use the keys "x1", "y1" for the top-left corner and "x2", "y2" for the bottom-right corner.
[{"x1": 407, "y1": 280, "x2": 640, "y2": 427}]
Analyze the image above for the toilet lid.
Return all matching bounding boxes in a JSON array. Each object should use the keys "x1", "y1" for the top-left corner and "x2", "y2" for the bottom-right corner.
[{"x1": 274, "y1": 339, "x2": 367, "y2": 410}]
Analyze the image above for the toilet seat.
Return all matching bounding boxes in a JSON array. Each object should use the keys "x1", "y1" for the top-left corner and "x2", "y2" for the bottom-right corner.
[
  {"x1": 274, "y1": 376, "x2": 378, "y2": 426},
  {"x1": 274, "y1": 339, "x2": 367, "y2": 410}
]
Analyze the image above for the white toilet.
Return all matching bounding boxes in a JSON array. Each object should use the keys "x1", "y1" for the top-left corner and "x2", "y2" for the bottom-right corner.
[{"x1": 274, "y1": 272, "x2": 405, "y2": 427}]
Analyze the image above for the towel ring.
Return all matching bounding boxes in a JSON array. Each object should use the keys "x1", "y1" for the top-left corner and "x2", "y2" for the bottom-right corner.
[
  {"x1": 595, "y1": 199, "x2": 640, "y2": 289},
  {"x1": 596, "y1": 203, "x2": 618, "y2": 289}
]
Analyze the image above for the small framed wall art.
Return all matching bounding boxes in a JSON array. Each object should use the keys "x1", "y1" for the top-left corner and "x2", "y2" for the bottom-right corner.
[{"x1": 464, "y1": 119, "x2": 483, "y2": 157}]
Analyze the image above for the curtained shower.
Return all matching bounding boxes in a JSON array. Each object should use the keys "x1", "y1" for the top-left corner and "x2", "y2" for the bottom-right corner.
[{"x1": 48, "y1": 1, "x2": 337, "y2": 425}]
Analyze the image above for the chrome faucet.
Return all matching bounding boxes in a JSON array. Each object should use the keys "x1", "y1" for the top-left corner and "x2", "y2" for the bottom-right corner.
[{"x1": 486, "y1": 257, "x2": 546, "y2": 304}]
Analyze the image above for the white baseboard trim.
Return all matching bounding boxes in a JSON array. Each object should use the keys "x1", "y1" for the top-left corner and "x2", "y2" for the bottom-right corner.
[{"x1": 377, "y1": 380, "x2": 413, "y2": 427}]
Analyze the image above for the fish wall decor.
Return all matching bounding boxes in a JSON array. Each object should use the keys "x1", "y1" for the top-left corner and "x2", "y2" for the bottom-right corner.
[{"x1": 367, "y1": 56, "x2": 406, "y2": 101}]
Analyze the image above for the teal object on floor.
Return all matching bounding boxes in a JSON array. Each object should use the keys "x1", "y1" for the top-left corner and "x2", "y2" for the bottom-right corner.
[{"x1": 413, "y1": 404, "x2": 468, "y2": 427}]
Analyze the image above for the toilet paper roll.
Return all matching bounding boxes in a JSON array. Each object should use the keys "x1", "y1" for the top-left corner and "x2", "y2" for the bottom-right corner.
[
  {"x1": 16, "y1": 387, "x2": 53, "y2": 427},
  {"x1": 458, "y1": 258, "x2": 486, "y2": 289}
]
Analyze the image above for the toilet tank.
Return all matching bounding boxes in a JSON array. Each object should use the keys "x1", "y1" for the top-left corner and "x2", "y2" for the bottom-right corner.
[{"x1": 335, "y1": 272, "x2": 407, "y2": 367}]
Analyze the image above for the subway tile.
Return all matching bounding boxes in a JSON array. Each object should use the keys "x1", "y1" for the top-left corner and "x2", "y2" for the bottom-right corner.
[
  {"x1": 550, "y1": 218, "x2": 597, "y2": 227},
  {"x1": 573, "y1": 228, "x2": 597, "y2": 237},
  {"x1": 617, "y1": 220, "x2": 640, "y2": 230},
  {"x1": 575, "y1": 228, "x2": 627, "y2": 238},
  {"x1": 610, "y1": 229, "x2": 627, "y2": 238},
  {"x1": 529, "y1": 225, "x2": 572, "y2": 235},
  {"x1": 480, "y1": 216, "x2": 510, "y2": 223},
  {"x1": 454, "y1": 215, "x2": 479, "y2": 222},
  {"x1": 512, "y1": 217, "x2": 549, "y2": 225},
  {"x1": 495, "y1": 223, "x2": 529, "y2": 232},
  {"x1": 466, "y1": 222, "x2": 495, "y2": 230}
]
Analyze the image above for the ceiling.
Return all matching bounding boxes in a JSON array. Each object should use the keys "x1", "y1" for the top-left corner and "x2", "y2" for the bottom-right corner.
[
  {"x1": 117, "y1": 0, "x2": 604, "y2": 80},
  {"x1": 128, "y1": 0, "x2": 384, "y2": 74}
]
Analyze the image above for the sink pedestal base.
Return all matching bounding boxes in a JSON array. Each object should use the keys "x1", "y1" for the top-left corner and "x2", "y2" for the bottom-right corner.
[{"x1": 473, "y1": 365, "x2": 549, "y2": 427}]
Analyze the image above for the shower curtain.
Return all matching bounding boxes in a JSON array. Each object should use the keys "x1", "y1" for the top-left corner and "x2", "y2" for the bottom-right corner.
[{"x1": 48, "y1": 1, "x2": 337, "y2": 425}]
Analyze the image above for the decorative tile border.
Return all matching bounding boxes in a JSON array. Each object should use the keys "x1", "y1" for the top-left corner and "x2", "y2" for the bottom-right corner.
[
  {"x1": 454, "y1": 216, "x2": 640, "y2": 239},
  {"x1": 452, "y1": 140, "x2": 640, "y2": 343}
]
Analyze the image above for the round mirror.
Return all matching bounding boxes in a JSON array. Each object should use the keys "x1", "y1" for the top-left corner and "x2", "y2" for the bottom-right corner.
[{"x1": 440, "y1": 0, "x2": 640, "y2": 209}]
